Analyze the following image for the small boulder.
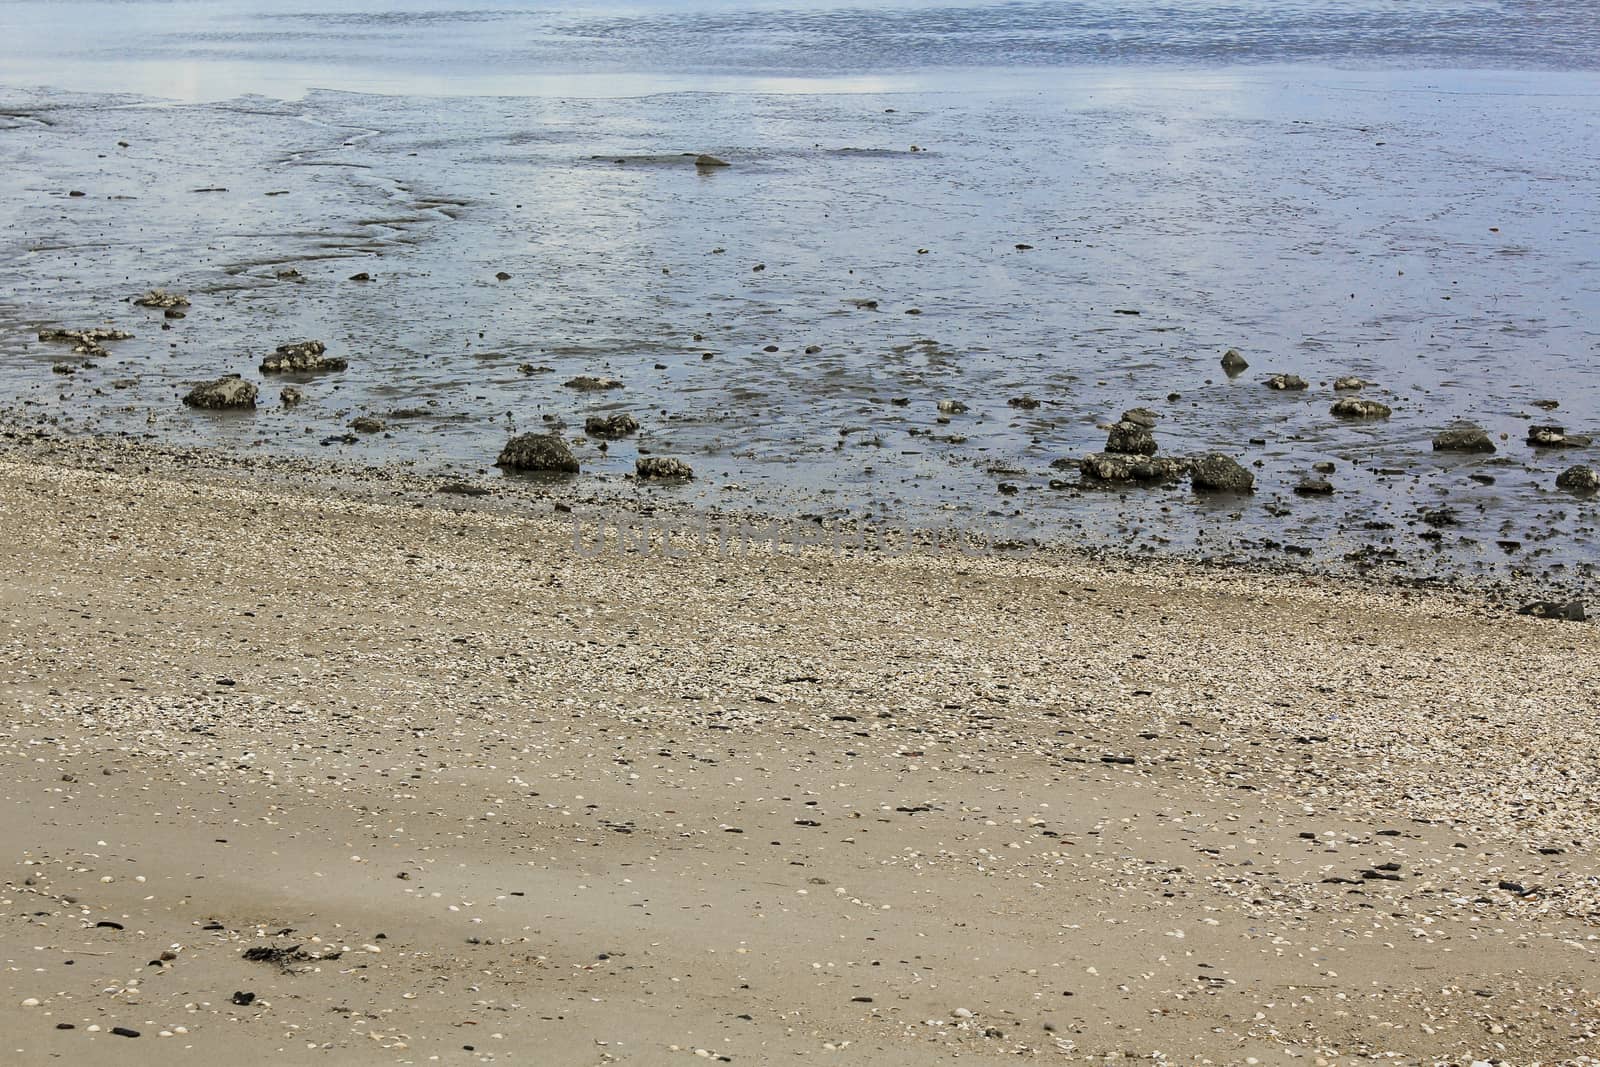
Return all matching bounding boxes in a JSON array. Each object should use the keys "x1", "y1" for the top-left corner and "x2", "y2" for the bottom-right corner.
[
  {"x1": 585, "y1": 413, "x2": 639, "y2": 439},
  {"x1": 1332, "y1": 376, "x2": 1369, "y2": 390},
  {"x1": 183, "y1": 375, "x2": 256, "y2": 410},
  {"x1": 563, "y1": 375, "x2": 623, "y2": 391},
  {"x1": 1294, "y1": 477, "x2": 1334, "y2": 495},
  {"x1": 351, "y1": 416, "x2": 385, "y2": 433},
  {"x1": 1220, "y1": 348, "x2": 1249, "y2": 374},
  {"x1": 1007, "y1": 395, "x2": 1040, "y2": 410},
  {"x1": 495, "y1": 433, "x2": 579, "y2": 473},
  {"x1": 1078, "y1": 453, "x2": 1187, "y2": 485},
  {"x1": 1528, "y1": 424, "x2": 1567, "y2": 447},
  {"x1": 1330, "y1": 397, "x2": 1392, "y2": 419},
  {"x1": 1556, "y1": 465, "x2": 1599, "y2": 493},
  {"x1": 637, "y1": 456, "x2": 694, "y2": 480},
  {"x1": 1105, "y1": 420, "x2": 1157, "y2": 455},
  {"x1": 261, "y1": 340, "x2": 347, "y2": 373},
  {"x1": 1432, "y1": 424, "x2": 1496, "y2": 453},
  {"x1": 694, "y1": 154, "x2": 730, "y2": 168},
  {"x1": 280, "y1": 386, "x2": 303, "y2": 407},
  {"x1": 936, "y1": 399, "x2": 967, "y2": 414},
  {"x1": 1266, "y1": 374, "x2": 1308, "y2": 390},
  {"x1": 1190, "y1": 452, "x2": 1254, "y2": 493}
]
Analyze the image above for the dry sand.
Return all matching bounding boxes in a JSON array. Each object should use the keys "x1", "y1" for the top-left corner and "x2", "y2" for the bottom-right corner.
[{"x1": 1, "y1": 447, "x2": 1597, "y2": 1065}]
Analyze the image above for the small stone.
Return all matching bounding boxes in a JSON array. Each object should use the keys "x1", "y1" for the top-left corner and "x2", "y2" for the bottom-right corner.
[
  {"x1": 132, "y1": 289, "x2": 189, "y2": 309},
  {"x1": 280, "y1": 386, "x2": 303, "y2": 408},
  {"x1": 350, "y1": 416, "x2": 385, "y2": 433},
  {"x1": 261, "y1": 340, "x2": 346, "y2": 373},
  {"x1": 21, "y1": 997, "x2": 40, "y2": 1007},
  {"x1": 349, "y1": 272, "x2": 371, "y2": 281},
  {"x1": 1220, "y1": 348, "x2": 1249, "y2": 374},
  {"x1": 495, "y1": 271, "x2": 512, "y2": 281},
  {"x1": 1332, "y1": 376, "x2": 1369, "y2": 390},
  {"x1": 1266, "y1": 373, "x2": 1308, "y2": 390},
  {"x1": 1294, "y1": 477, "x2": 1334, "y2": 495},
  {"x1": 1105, "y1": 420, "x2": 1157, "y2": 455},
  {"x1": 1007, "y1": 396, "x2": 1040, "y2": 410},
  {"x1": 694, "y1": 154, "x2": 730, "y2": 167},
  {"x1": 936, "y1": 399, "x2": 967, "y2": 414},
  {"x1": 232, "y1": 991, "x2": 256, "y2": 1006},
  {"x1": 111, "y1": 1027, "x2": 140, "y2": 1038}
]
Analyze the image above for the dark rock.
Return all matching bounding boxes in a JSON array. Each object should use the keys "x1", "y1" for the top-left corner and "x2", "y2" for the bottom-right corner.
[
  {"x1": 1190, "y1": 453, "x2": 1254, "y2": 493},
  {"x1": 182, "y1": 376, "x2": 257, "y2": 410},
  {"x1": 495, "y1": 433, "x2": 579, "y2": 473},
  {"x1": 1517, "y1": 601, "x2": 1585, "y2": 622},
  {"x1": 1220, "y1": 348, "x2": 1249, "y2": 374},
  {"x1": 1432, "y1": 424, "x2": 1496, "y2": 453},
  {"x1": 280, "y1": 386, "x2": 303, "y2": 407},
  {"x1": 585, "y1": 413, "x2": 639, "y2": 439},
  {"x1": 1266, "y1": 374, "x2": 1308, "y2": 390},
  {"x1": 1332, "y1": 376, "x2": 1369, "y2": 390},
  {"x1": 1105, "y1": 420, "x2": 1157, "y2": 455},
  {"x1": 563, "y1": 375, "x2": 623, "y2": 391},
  {"x1": 350, "y1": 416, "x2": 385, "y2": 433},
  {"x1": 694, "y1": 154, "x2": 730, "y2": 167},
  {"x1": 1532, "y1": 399, "x2": 1560, "y2": 410},
  {"x1": 1556, "y1": 465, "x2": 1599, "y2": 493},
  {"x1": 231, "y1": 991, "x2": 256, "y2": 1006},
  {"x1": 1312, "y1": 461, "x2": 1336, "y2": 473},
  {"x1": 636, "y1": 456, "x2": 694, "y2": 480},
  {"x1": 1330, "y1": 397, "x2": 1392, "y2": 419},
  {"x1": 1007, "y1": 396, "x2": 1040, "y2": 410},
  {"x1": 349, "y1": 272, "x2": 371, "y2": 281},
  {"x1": 494, "y1": 271, "x2": 512, "y2": 281},
  {"x1": 936, "y1": 399, "x2": 967, "y2": 414},
  {"x1": 261, "y1": 340, "x2": 347, "y2": 373},
  {"x1": 438, "y1": 482, "x2": 489, "y2": 497},
  {"x1": 1294, "y1": 477, "x2": 1335, "y2": 495},
  {"x1": 110, "y1": 1027, "x2": 140, "y2": 1038}
]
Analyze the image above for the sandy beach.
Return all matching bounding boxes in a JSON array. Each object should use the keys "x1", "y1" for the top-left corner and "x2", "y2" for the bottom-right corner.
[{"x1": 1, "y1": 440, "x2": 1596, "y2": 1064}]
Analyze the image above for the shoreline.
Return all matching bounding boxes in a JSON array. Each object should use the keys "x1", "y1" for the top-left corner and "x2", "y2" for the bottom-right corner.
[
  {"x1": 2, "y1": 434, "x2": 1597, "y2": 1063},
  {"x1": 0, "y1": 424, "x2": 1587, "y2": 610}
]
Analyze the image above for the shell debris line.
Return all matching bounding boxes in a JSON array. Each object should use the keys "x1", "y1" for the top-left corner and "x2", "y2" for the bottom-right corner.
[{"x1": 0, "y1": 441, "x2": 1597, "y2": 1065}]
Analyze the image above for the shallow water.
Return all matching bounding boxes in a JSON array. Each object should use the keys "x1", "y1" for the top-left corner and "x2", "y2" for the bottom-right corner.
[{"x1": 2, "y1": 2, "x2": 1598, "y2": 591}]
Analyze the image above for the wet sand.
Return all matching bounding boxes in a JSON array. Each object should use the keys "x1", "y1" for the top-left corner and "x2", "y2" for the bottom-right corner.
[{"x1": 2, "y1": 441, "x2": 1597, "y2": 1064}]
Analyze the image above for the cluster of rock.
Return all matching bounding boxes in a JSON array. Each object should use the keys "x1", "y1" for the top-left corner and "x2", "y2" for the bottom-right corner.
[
  {"x1": 564, "y1": 375, "x2": 622, "y2": 391},
  {"x1": 1433, "y1": 424, "x2": 1496, "y2": 453},
  {"x1": 1076, "y1": 408, "x2": 1253, "y2": 493},
  {"x1": 260, "y1": 340, "x2": 347, "y2": 373},
  {"x1": 1330, "y1": 397, "x2": 1391, "y2": 419},
  {"x1": 1528, "y1": 424, "x2": 1592, "y2": 449},
  {"x1": 636, "y1": 456, "x2": 694, "y2": 480},
  {"x1": 38, "y1": 327, "x2": 133, "y2": 358},
  {"x1": 131, "y1": 289, "x2": 189, "y2": 310}
]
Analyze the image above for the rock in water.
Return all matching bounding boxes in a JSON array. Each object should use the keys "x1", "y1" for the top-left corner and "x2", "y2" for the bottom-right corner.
[
  {"x1": 584, "y1": 413, "x2": 639, "y2": 439},
  {"x1": 1330, "y1": 397, "x2": 1392, "y2": 419},
  {"x1": 936, "y1": 399, "x2": 967, "y2": 414},
  {"x1": 350, "y1": 416, "x2": 385, "y2": 433},
  {"x1": 132, "y1": 288, "x2": 190, "y2": 309},
  {"x1": 563, "y1": 375, "x2": 623, "y2": 391},
  {"x1": 1556, "y1": 465, "x2": 1599, "y2": 493},
  {"x1": 636, "y1": 457, "x2": 694, "y2": 480},
  {"x1": 495, "y1": 433, "x2": 579, "y2": 473},
  {"x1": 1190, "y1": 453, "x2": 1255, "y2": 493},
  {"x1": 1333, "y1": 376, "x2": 1370, "y2": 390},
  {"x1": 1266, "y1": 374, "x2": 1309, "y2": 390},
  {"x1": 1528, "y1": 424, "x2": 1565, "y2": 446},
  {"x1": 1220, "y1": 348, "x2": 1249, "y2": 374},
  {"x1": 1105, "y1": 420, "x2": 1158, "y2": 455},
  {"x1": 261, "y1": 340, "x2": 347, "y2": 373},
  {"x1": 1432, "y1": 424, "x2": 1496, "y2": 453},
  {"x1": 182, "y1": 375, "x2": 257, "y2": 410},
  {"x1": 1517, "y1": 601, "x2": 1586, "y2": 622},
  {"x1": 1078, "y1": 453, "x2": 1187, "y2": 485},
  {"x1": 1294, "y1": 477, "x2": 1335, "y2": 495},
  {"x1": 279, "y1": 386, "x2": 303, "y2": 408},
  {"x1": 694, "y1": 154, "x2": 730, "y2": 167}
]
